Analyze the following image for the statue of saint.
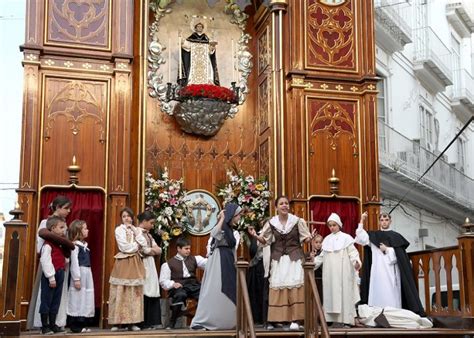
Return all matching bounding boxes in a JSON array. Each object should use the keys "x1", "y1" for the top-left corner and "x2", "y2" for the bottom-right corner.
[{"x1": 180, "y1": 21, "x2": 220, "y2": 86}]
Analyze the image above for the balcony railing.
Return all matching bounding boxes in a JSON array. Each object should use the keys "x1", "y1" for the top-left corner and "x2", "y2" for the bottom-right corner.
[
  {"x1": 413, "y1": 27, "x2": 453, "y2": 89},
  {"x1": 378, "y1": 121, "x2": 474, "y2": 208},
  {"x1": 446, "y1": 0, "x2": 474, "y2": 36},
  {"x1": 374, "y1": 0, "x2": 413, "y2": 49},
  {"x1": 452, "y1": 68, "x2": 474, "y2": 105}
]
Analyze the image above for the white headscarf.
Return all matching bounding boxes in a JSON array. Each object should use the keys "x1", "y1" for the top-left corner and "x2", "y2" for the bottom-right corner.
[{"x1": 327, "y1": 212, "x2": 343, "y2": 227}]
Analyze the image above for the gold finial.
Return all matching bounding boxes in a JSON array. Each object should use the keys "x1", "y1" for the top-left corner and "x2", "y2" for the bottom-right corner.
[
  {"x1": 67, "y1": 155, "x2": 81, "y2": 184},
  {"x1": 462, "y1": 217, "x2": 474, "y2": 234},
  {"x1": 328, "y1": 168, "x2": 340, "y2": 195},
  {"x1": 9, "y1": 201, "x2": 24, "y2": 220}
]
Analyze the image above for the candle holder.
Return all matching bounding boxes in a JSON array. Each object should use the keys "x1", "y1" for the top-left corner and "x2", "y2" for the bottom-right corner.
[
  {"x1": 67, "y1": 156, "x2": 81, "y2": 184},
  {"x1": 328, "y1": 168, "x2": 340, "y2": 195},
  {"x1": 165, "y1": 82, "x2": 183, "y2": 102}
]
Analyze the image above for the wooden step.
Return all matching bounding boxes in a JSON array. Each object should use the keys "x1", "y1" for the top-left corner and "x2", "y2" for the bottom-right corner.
[{"x1": 20, "y1": 327, "x2": 474, "y2": 338}]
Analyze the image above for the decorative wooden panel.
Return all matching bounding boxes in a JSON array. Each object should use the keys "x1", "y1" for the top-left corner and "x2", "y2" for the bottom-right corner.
[
  {"x1": 258, "y1": 77, "x2": 271, "y2": 134},
  {"x1": 259, "y1": 138, "x2": 270, "y2": 178},
  {"x1": 305, "y1": 0, "x2": 358, "y2": 72},
  {"x1": 45, "y1": 0, "x2": 111, "y2": 50},
  {"x1": 307, "y1": 96, "x2": 360, "y2": 197},
  {"x1": 258, "y1": 26, "x2": 271, "y2": 75},
  {"x1": 41, "y1": 76, "x2": 109, "y2": 187},
  {"x1": 145, "y1": 110, "x2": 258, "y2": 189}
]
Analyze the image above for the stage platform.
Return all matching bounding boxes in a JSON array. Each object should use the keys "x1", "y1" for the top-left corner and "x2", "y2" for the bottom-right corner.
[{"x1": 20, "y1": 327, "x2": 474, "y2": 338}]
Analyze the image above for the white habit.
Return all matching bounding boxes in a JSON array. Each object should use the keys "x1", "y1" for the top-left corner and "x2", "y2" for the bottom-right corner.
[
  {"x1": 314, "y1": 231, "x2": 361, "y2": 325},
  {"x1": 358, "y1": 304, "x2": 433, "y2": 329},
  {"x1": 355, "y1": 224, "x2": 402, "y2": 309}
]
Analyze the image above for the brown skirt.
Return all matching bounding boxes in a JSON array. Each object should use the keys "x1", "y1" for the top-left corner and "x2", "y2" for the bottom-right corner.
[
  {"x1": 268, "y1": 286, "x2": 305, "y2": 322},
  {"x1": 109, "y1": 254, "x2": 145, "y2": 285},
  {"x1": 108, "y1": 284, "x2": 144, "y2": 325}
]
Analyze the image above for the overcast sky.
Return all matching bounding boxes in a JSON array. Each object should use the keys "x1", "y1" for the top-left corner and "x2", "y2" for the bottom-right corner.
[{"x1": 0, "y1": 0, "x2": 25, "y2": 231}]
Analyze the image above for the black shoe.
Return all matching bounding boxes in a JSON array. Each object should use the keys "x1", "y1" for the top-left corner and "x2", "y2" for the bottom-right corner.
[
  {"x1": 41, "y1": 327, "x2": 53, "y2": 335},
  {"x1": 191, "y1": 325, "x2": 207, "y2": 330},
  {"x1": 50, "y1": 325, "x2": 65, "y2": 333}
]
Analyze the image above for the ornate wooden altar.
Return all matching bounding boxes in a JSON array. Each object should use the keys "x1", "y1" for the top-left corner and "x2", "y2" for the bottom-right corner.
[{"x1": 1, "y1": 0, "x2": 383, "y2": 333}]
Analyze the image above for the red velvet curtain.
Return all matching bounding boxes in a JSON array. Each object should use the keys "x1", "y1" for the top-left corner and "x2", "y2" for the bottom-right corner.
[
  {"x1": 40, "y1": 189, "x2": 104, "y2": 306},
  {"x1": 309, "y1": 198, "x2": 359, "y2": 239}
]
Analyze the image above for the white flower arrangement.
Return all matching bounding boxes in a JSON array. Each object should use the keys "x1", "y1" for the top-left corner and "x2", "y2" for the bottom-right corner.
[
  {"x1": 144, "y1": 168, "x2": 188, "y2": 255},
  {"x1": 217, "y1": 168, "x2": 271, "y2": 232}
]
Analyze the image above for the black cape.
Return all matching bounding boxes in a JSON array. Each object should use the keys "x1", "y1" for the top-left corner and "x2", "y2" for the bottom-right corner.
[{"x1": 360, "y1": 230, "x2": 426, "y2": 316}]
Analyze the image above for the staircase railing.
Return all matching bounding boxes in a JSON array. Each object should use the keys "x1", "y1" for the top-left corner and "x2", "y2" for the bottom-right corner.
[
  {"x1": 304, "y1": 261, "x2": 330, "y2": 338},
  {"x1": 408, "y1": 220, "x2": 474, "y2": 325},
  {"x1": 236, "y1": 260, "x2": 256, "y2": 338}
]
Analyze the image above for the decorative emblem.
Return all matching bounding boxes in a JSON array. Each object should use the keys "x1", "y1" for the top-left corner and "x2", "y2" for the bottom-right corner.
[
  {"x1": 307, "y1": 0, "x2": 354, "y2": 69},
  {"x1": 310, "y1": 99, "x2": 357, "y2": 152},
  {"x1": 183, "y1": 190, "x2": 221, "y2": 236}
]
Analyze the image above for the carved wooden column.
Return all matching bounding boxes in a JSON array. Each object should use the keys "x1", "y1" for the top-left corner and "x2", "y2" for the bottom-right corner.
[
  {"x1": 458, "y1": 218, "x2": 474, "y2": 322},
  {"x1": 18, "y1": 0, "x2": 45, "y2": 321},
  {"x1": 0, "y1": 207, "x2": 28, "y2": 336},
  {"x1": 269, "y1": 0, "x2": 289, "y2": 197}
]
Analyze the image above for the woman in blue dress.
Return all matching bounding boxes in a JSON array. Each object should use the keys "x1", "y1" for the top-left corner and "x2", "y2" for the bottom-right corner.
[{"x1": 191, "y1": 203, "x2": 242, "y2": 330}]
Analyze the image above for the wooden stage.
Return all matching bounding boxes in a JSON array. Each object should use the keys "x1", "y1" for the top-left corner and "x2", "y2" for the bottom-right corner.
[{"x1": 20, "y1": 327, "x2": 474, "y2": 338}]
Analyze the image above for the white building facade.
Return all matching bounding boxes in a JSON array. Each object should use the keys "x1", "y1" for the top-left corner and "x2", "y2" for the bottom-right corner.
[{"x1": 375, "y1": 0, "x2": 474, "y2": 251}]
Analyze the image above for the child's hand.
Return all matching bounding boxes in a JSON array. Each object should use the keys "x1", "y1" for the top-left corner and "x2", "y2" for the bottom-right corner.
[
  {"x1": 49, "y1": 280, "x2": 57, "y2": 288},
  {"x1": 74, "y1": 280, "x2": 81, "y2": 290},
  {"x1": 248, "y1": 227, "x2": 257, "y2": 238},
  {"x1": 360, "y1": 211, "x2": 368, "y2": 224},
  {"x1": 173, "y1": 282, "x2": 183, "y2": 289},
  {"x1": 309, "y1": 250, "x2": 316, "y2": 259},
  {"x1": 354, "y1": 261, "x2": 361, "y2": 271}
]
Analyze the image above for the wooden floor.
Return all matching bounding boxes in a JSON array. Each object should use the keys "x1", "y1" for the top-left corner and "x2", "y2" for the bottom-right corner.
[{"x1": 20, "y1": 327, "x2": 474, "y2": 338}]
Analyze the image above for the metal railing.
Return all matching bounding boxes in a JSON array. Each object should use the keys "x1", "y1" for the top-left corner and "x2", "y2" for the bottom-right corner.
[
  {"x1": 452, "y1": 68, "x2": 474, "y2": 104},
  {"x1": 374, "y1": 0, "x2": 413, "y2": 43},
  {"x1": 414, "y1": 27, "x2": 453, "y2": 82},
  {"x1": 378, "y1": 121, "x2": 474, "y2": 208}
]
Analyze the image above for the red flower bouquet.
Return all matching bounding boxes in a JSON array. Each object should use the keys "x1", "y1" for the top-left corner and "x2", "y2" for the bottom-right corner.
[{"x1": 179, "y1": 84, "x2": 237, "y2": 102}]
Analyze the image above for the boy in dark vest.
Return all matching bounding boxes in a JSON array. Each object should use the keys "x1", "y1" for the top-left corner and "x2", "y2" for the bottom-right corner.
[
  {"x1": 159, "y1": 237, "x2": 207, "y2": 328},
  {"x1": 39, "y1": 216, "x2": 69, "y2": 335}
]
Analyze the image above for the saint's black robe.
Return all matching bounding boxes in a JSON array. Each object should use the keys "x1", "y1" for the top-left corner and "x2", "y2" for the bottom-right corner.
[{"x1": 360, "y1": 230, "x2": 426, "y2": 316}]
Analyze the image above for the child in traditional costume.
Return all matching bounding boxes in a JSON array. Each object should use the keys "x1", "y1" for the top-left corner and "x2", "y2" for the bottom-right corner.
[
  {"x1": 137, "y1": 211, "x2": 162, "y2": 329},
  {"x1": 160, "y1": 237, "x2": 207, "y2": 329},
  {"x1": 38, "y1": 216, "x2": 70, "y2": 334},
  {"x1": 108, "y1": 207, "x2": 150, "y2": 331},
  {"x1": 67, "y1": 220, "x2": 95, "y2": 333},
  {"x1": 314, "y1": 213, "x2": 361, "y2": 327}
]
